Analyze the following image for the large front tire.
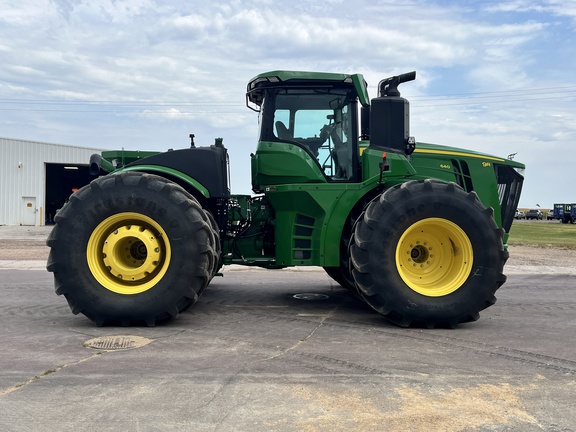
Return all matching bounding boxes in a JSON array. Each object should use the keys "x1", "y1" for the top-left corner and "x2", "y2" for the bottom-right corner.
[
  {"x1": 350, "y1": 180, "x2": 508, "y2": 328},
  {"x1": 47, "y1": 172, "x2": 216, "y2": 326}
]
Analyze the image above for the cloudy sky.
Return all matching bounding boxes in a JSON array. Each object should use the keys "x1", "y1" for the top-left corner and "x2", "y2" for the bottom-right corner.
[{"x1": 1, "y1": 0, "x2": 575, "y2": 207}]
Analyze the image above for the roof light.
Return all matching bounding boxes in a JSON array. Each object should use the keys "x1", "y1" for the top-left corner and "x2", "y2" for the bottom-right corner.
[{"x1": 249, "y1": 76, "x2": 281, "y2": 90}]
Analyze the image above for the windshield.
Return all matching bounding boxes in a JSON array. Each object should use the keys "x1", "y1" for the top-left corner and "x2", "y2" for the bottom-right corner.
[{"x1": 262, "y1": 88, "x2": 357, "y2": 180}]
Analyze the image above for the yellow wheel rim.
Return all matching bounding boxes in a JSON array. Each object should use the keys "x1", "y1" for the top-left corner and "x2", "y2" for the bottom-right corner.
[
  {"x1": 87, "y1": 213, "x2": 171, "y2": 295},
  {"x1": 396, "y1": 218, "x2": 473, "y2": 297}
]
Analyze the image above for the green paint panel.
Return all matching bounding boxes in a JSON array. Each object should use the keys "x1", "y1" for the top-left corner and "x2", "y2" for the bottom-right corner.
[{"x1": 252, "y1": 141, "x2": 326, "y2": 186}]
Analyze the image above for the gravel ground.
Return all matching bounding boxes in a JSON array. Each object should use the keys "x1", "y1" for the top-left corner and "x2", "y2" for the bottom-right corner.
[
  {"x1": 0, "y1": 224, "x2": 575, "y2": 270},
  {"x1": 0, "y1": 226, "x2": 53, "y2": 261}
]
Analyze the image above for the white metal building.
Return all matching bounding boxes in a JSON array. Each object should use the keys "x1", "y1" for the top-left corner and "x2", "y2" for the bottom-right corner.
[{"x1": 0, "y1": 137, "x2": 103, "y2": 226}]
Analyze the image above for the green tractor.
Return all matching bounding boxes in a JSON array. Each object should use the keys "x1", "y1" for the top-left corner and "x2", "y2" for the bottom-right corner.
[{"x1": 47, "y1": 70, "x2": 525, "y2": 328}]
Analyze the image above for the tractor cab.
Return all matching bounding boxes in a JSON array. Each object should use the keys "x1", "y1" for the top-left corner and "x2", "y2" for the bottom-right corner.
[{"x1": 247, "y1": 71, "x2": 370, "y2": 190}]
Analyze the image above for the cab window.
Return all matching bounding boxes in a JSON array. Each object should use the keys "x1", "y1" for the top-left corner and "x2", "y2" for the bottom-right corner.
[{"x1": 267, "y1": 88, "x2": 356, "y2": 181}]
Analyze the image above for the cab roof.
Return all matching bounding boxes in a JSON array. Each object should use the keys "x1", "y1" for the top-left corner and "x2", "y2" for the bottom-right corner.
[{"x1": 247, "y1": 70, "x2": 370, "y2": 107}]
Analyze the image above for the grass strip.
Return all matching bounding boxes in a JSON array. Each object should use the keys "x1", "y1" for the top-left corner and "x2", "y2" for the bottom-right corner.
[{"x1": 509, "y1": 221, "x2": 576, "y2": 249}]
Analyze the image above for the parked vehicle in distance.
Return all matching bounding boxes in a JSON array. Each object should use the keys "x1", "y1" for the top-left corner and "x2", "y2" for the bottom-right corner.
[
  {"x1": 546, "y1": 210, "x2": 555, "y2": 220},
  {"x1": 525, "y1": 209, "x2": 543, "y2": 220},
  {"x1": 554, "y1": 203, "x2": 576, "y2": 224},
  {"x1": 515, "y1": 209, "x2": 525, "y2": 219}
]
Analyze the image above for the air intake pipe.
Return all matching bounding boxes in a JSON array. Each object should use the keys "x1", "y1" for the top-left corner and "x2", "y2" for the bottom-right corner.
[
  {"x1": 369, "y1": 71, "x2": 416, "y2": 155},
  {"x1": 378, "y1": 71, "x2": 416, "y2": 97}
]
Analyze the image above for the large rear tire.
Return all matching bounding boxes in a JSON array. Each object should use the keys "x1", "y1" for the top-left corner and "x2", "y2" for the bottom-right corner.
[
  {"x1": 46, "y1": 172, "x2": 216, "y2": 326},
  {"x1": 350, "y1": 179, "x2": 508, "y2": 328}
]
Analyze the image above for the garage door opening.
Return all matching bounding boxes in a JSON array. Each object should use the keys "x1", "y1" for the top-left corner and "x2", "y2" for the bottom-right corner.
[{"x1": 45, "y1": 163, "x2": 94, "y2": 225}]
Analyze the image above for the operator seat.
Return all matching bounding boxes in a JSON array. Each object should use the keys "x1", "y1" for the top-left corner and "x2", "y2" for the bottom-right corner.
[
  {"x1": 329, "y1": 127, "x2": 352, "y2": 179},
  {"x1": 275, "y1": 121, "x2": 292, "y2": 140}
]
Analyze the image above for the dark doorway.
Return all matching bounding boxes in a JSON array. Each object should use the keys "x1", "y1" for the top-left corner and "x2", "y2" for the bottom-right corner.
[{"x1": 45, "y1": 163, "x2": 94, "y2": 224}]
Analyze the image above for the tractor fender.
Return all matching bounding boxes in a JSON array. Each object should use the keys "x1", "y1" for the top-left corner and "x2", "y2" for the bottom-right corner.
[{"x1": 117, "y1": 165, "x2": 211, "y2": 199}]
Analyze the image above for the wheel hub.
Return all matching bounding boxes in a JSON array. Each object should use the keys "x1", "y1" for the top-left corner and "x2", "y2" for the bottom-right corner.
[
  {"x1": 101, "y1": 225, "x2": 163, "y2": 282},
  {"x1": 410, "y1": 244, "x2": 430, "y2": 263}
]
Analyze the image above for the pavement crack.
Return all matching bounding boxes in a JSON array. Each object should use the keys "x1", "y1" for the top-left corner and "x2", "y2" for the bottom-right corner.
[
  {"x1": 266, "y1": 309, "x2": 336, "y2": 360},
  {"x1": 0, "y1": 352, "x2": 102, "y2": 396}
]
